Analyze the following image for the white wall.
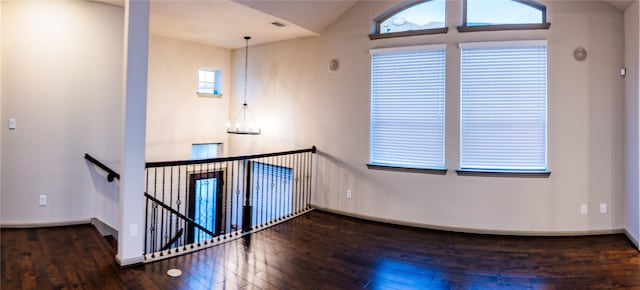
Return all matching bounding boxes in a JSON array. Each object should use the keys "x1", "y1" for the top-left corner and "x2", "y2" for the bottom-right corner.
[
  {"x1": 230, "y1": 0, "x2": 626, "y2": 234},
  {"x1": 624, "y1": 1, "x2": 640, "y2": 246},
  {"x1": 1, "y1": 1, "x2": 123, "y2": 226},
  {"x1": 0, "y1": 0, "x2": 629, "y2": 236},
  {"x1": 227, "y1": 38, "x2": 321, "y2": 155},
  {"x1": 146, "y1": 36, "x2": 231, "y2": 161}
]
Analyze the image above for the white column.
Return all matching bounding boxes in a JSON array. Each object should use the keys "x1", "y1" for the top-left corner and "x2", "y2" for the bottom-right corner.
[
  {"x1": 117, "y1": 0, "x2": 149, "y2": 266},
  {"x1": 637, "y1": 1, "x2": 640, "y2": 251}
]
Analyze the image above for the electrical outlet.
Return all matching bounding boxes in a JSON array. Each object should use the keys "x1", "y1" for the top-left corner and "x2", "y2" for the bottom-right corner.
[
  {"x1": 600, "y1": 203, "x2": 607, "y2": 214},
  {"x1": 39, "y1": 195, "x2": 47, "y2": 207},
  {"x1": 580, "y1": 204, "x2": 588, "y2": 215},
  {"x1": 346, "y1": 190, "x2": 352, "y2": 199},
  {"x1": 130, "y1": 224, "x2": 138, "y2": 237}
]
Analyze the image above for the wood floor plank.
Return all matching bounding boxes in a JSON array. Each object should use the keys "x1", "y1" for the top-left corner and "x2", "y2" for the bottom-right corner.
[{"x1": 3, "y1": 211, "x2": 640, "y2": 289}]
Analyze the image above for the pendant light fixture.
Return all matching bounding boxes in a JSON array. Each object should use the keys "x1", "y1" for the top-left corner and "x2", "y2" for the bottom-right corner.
[{"x1": 227, "y1": 36, "x2": 261, "y2": 135}]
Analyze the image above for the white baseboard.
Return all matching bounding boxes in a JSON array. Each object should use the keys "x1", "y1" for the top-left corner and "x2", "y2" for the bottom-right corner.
[
  {"x1": 312, "y1": 205, "x2": 626, "y2": 237},
  {"x1": 624, "y1": 229, "x2": 640, "y2": 250},
  {"x1": 90, "y1": 217, "x2": 118, "y2": 237},
  {"x1": 115, "y1": 254, "x2": 145, "y2": 267},
  {"x1": 1, "y1": 217, "x2": 118, "y2": 238},
  {"x1": 1, "y1": 219, "x2": 91, "y2": 228}
]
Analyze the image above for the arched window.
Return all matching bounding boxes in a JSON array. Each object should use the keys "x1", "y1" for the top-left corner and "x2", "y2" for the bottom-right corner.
[
  {"x1": 369, "y1": 0, "x2": 447, "y2": 40},
  {"x1": 458, "y1": 0, "x2": 550, "y2": 32}
]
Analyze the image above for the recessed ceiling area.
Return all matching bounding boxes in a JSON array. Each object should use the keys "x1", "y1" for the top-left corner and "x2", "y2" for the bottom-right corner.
[
  {"x1": 95, "y1": 0, "x2": 632, "y2": 49},
  {"x1": 93, "y1": 0, "x2": 357, "y2": 49},
  {"x1": 149, "y1": 0, "x2": 319, "y2": 49},
  {"x1": 232, "y1": 0, "x2": 358, "y2": 34}
]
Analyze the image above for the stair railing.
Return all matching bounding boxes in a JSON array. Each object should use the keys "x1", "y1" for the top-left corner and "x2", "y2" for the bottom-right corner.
[
  {"x1": 143, "y1": 146, "x2": 316, "y2": 262},
  {"x1": 84, "y1": 153, "x2": 120, "y2": 182}
]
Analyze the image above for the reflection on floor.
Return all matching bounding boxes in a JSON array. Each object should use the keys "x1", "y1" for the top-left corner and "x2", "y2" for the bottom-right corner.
[{"x1": 3, "y1": 210, "x2": 640, "y2": 289}]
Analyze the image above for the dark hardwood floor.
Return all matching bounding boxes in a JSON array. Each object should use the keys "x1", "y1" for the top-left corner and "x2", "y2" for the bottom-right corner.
[{"x1": 3, "y1": 210, "x2": 640, "y2": 289}]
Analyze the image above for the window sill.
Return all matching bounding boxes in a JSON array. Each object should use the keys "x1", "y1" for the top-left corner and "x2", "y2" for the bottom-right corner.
[
  {"x1": 369, "y1": 27, "x2": 449, "y2": 40},
  {"x1": 197, "y1": 92, "x2": 223, "y2": 98},
  {"x1": 456, "y1": 169, "x2": 551, "y2": 178},
  {"x1": 367, "y1": 164, "x2": 447, "y2": 175},
  {"x1": 457, "y1": 23, "x2": 550, "y2": 33}
]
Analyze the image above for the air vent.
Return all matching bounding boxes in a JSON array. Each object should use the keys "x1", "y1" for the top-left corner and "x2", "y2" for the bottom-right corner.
[{"x1": 271, "y1": 21, "x2": 286, "y2": 28}]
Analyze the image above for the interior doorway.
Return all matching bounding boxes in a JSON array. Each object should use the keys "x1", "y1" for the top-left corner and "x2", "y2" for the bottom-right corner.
[{"x1": 187, "y1": 171, "x2": 224, "y2": 243}]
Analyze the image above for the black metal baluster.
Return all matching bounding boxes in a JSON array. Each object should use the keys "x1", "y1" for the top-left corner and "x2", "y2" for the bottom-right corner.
[
  {"x1": 276, "y1": 156, "x2": 284, "y2": 222},
  {"x1": 144, "y1": 193, "x2": 149, "y2": 255},
  {"x1": 273, "y1": 157, "x2": 279, "y2": 221},
  {"x1": 167, "y1": 166, "x2": 174, "y2": 253},
  {"x1": 232, "y1": 160, "x2": 238, "y2": 235},
  {"x1": 242, "y1": 160, "x2": 252, "y2": 233},
  {"x1": 307, "y1": 151, "x2": 312, "y2": 210},
  {"x1": 254, "y1": 159, "x2": 258, "y2": 227},
  {"x1": 218, "y1": 161, "x2": 229, "y2": 241},
  {"x1": 144, "y1": 168, "x2": 149, "y2": 255},
  {"x1": 294, "y1": 152, "x2": 300, "y2": 215},
  {"x1": 297, "y1": 153, "x2": 302, "y2": 213},
  {"x1": 198, "y1": 161, "x2": 203, "y2": 246},
  {"x1": 177, "y1": 165, "x2": 184, "y2": 251},
  {"x1": 262, "y1": 159, "x2": 271, "y2": 225},
  {"x1": 216, "y1": 160, "x2": 222, "y2": 240},
  {"x1": 282, "y1": 155, "x2": 295, "y2": 219},
  {"x1": 151, "y1": 202, "x2": 158, "y2": 256},
  {"x1": 308, "y1": 151, "x2": 312, "y2": 210},
  {"x1": 159, "y1": 167, "x2": 166, "y2": 256},
  {"x1": 207, "y1": 161, "x2": 213, "y2": 242},
  {"x1": 302, "y1": 152, "x2": 307, "y2": 212},
  {"x1": 286, "y1": 153, "x2": 293, "y2": 215}
]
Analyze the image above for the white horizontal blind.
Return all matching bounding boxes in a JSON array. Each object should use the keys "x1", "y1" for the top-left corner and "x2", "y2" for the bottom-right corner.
[
  {"x1": 191, "y1": 143, "x2": 220, "y2": 160},
  {"x1": 370, "y1": 45, "x2": 446, "y2": 169},
  {"x1": 460, "y1": 41, "x2": 547, "y2": 171},
  {"x1": 198, "y1": 68, "x2": 216, "y2": 94}
]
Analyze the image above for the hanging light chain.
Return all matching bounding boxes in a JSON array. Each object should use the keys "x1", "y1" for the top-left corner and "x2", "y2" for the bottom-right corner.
[
  {"x1": 227, "y1": 36, "x2": 260, "y2": 135},
  {"x1": 244, "y1": 36, "x2": 250, "y2": 106}
]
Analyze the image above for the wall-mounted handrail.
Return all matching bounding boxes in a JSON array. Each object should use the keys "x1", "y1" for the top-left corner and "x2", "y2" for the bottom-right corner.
[{"x1": 84, "y1": 153, "x2": 120, "y2": 182}]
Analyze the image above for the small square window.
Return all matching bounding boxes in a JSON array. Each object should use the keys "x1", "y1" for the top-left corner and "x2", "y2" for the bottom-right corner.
[{"x1": 197, "y1": 68, "x2": 222, "y2": 96}]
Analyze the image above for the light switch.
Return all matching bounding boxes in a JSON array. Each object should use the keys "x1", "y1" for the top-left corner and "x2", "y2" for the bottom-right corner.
[{"x1": 8, "y1": 118, "x2": 16, "y2": 130}]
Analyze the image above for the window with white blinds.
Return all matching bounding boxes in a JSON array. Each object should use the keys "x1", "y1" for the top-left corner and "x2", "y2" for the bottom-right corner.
[
  {"x1": 370, "y1": 44, "x2": 446, "y2": 170},
  {"x1": 460, "y1": 41, "x2": 547, "y2": 172}
]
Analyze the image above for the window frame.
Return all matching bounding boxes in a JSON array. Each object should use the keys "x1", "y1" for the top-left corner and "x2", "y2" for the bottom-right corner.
[
  {"x1": 457, "y1": 0, "x2": 551, "y2": 33},
  {"x1": 368, "y1": 44, "x2": 448, "y2": 173},
  {"x1": 369, "y1": 0, "x2": 448, "y2": 40},
  {"x1": 197, "y1": 67, "x2": 223, "y2": 98}
]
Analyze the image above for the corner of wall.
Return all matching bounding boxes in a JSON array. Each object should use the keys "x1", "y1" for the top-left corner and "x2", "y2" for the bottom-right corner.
[
  {"x1": 0, "y1": 2, "x2": 3, "y2": 219},
  {"x1": 623, "y1": 0, "x2": 640, "y2": 246}
]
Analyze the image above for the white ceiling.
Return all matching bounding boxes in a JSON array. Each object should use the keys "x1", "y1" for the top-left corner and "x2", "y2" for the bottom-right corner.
[
  {"x1": 149, "y1": 0, "x2": 331, "y2": 49},
  {"x1": 94, "y1": 0, "x2": 358, "y2": 49},
  {"x1": 233, "y1": 0, "x2": 358, "y2": 34},
  {"x1": 97, "y1": 0, "x2": 632, "y2": 49}
]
